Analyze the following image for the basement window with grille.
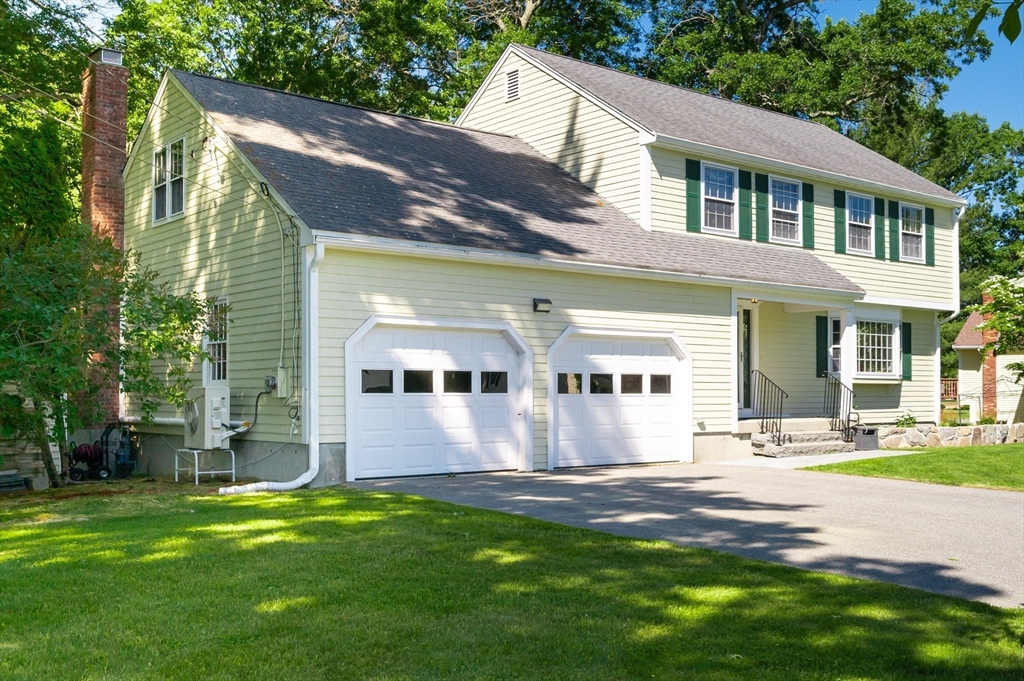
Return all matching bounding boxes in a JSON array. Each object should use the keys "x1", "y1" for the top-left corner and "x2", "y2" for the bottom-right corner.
[
  {"x1": 204, "y1": 298, "x2": 229, "y2": 386},
  {"x1": 505, "y1": 69, "x2": 520, "y2": 101},
  {"x1": 153, "y1": 138, "x2": 185, "y2": 223}
]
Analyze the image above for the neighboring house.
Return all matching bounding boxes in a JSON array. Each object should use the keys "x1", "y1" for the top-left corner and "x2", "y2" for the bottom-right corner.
[
  {"x1": 953, "y1": 311, "x2": 1024, "y2": 424},
  {"x1": 108, "y1": 43, "x2": 963, "y2": 485}
]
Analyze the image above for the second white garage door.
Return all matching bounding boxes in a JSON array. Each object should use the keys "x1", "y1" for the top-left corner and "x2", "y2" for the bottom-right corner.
[
  {"x1": 551, "y1": 334, "x2": 690, "y2": 468},
  {"x1": 349, "y1": 325, "x2": 526, "y2": 479}
]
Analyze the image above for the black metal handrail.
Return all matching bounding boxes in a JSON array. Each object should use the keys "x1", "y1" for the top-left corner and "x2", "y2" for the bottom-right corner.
[
  {"x1": 751, "y1": 370, "x2": 788, "y2": 446},
  {"x1": 823, "y1": 373, "x2": 857, "y2": 442}
]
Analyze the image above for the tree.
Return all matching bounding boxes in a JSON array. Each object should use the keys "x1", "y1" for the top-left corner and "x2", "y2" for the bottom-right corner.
[
  {"x1": 967, "y1": 0, "x2": 1022, "y2": 44},
  {"x1": 641, "y1": 0, "x2": 992, "y2": 132},
  {"x1": 977, "y1": 273, "x2": 1024, "y2": 383},
  {"x1": 0, "y1": 224, "x2": 213, "y2": 486}
]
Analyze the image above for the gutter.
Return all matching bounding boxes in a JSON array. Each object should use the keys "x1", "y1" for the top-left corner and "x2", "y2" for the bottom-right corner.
[{"x1": 219, "y1": 243, "x2": 325, "y2": 494}]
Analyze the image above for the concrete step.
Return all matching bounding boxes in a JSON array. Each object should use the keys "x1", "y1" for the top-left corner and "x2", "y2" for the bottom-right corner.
[
  {"x1": 754, "y1": 440, "x2": 857, "y2": 458},
  {"x1": 751, "y1": 431, "x2": 846, "y2": 446},
  {"x1": 737, "y1": 417, "x2": 833, "y2": 434}
]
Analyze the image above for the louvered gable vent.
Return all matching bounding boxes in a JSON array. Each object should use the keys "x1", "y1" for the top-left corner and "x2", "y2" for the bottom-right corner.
[{"x1": 506, "y1": 69, "x2": 520, "y2": 100}]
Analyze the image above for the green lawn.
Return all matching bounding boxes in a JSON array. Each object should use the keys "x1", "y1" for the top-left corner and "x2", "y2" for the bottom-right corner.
[
  {"x1": 806, "y1": 444, "x2": 1024, "y2": 491},
  {"x1": 1, "y1": 482, "x2": 1022, "y2": 680}
]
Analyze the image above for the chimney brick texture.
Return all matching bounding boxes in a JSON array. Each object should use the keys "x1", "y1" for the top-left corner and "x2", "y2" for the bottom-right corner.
[
  {"x1": 981, "y1": 292, "x2": 998, "y2": 419},
  {"x1": 81, "y1": 50, "x2": 128, "y2": 425}
]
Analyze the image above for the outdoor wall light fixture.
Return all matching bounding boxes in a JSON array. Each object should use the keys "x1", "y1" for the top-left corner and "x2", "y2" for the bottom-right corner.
[{"x1": 533, "y1": 298, "x2": 553, "y2": 313}]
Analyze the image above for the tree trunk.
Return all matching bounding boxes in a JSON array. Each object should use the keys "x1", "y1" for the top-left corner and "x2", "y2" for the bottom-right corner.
[{"x1": 36, "y1": 422, "x2": 64, "y2": 488}]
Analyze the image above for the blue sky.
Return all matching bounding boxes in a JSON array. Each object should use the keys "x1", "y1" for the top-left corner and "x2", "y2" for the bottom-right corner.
[{"x1": 824, "y1": 1, "x2": 1023, "y2": 128}]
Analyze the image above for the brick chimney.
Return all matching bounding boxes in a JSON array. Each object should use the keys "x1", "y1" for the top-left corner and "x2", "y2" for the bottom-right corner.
[
  {"x1": 81, "y1": 48, "x2": 128, "y2": 425},
  {"x1": 980, "y1": 292, "x2": 998, "y2": 419}
]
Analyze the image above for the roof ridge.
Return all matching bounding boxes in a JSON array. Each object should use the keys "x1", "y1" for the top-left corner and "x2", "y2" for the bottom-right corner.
[
  {"x1": 169, "y1": 69, "x2": 519, "y2": 141},
  {"x1": 510, "y1": 44, "x2": 832, "y2": 131}
]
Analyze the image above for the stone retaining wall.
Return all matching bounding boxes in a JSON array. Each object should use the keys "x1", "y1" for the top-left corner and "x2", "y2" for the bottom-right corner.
[{"x1": 877, "y1": 423, "x2": 1024, "y2": 449}]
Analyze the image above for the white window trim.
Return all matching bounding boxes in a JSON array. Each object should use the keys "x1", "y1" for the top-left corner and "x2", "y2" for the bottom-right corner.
[
  {"x1": 505, "y1": 69, "x2": 520, "y2": 102},
  {"x1": 899, "y1": 201, "x2": 926, "y2": 264},
  {"x1": 202, "y1": 296, "x2": 229, "y2": 387},
  {"x1": 845, "y1": 191, "x2": 874, "y2": 257},
  {"x1": 153, "y1": 136, "x2": 186, "y2": 226},
  {"x1": 768, "y1": 174, "x2": 803, "y2": 246},
  {"x1": 852, "y1": 317, "x2": 901, "y2": 381},
  {"x1": 700, "y1": 161, "x2": 739, "y2": 237}
]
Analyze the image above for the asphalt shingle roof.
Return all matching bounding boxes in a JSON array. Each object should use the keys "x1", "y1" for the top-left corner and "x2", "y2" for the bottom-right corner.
[
  {"x1": 514, "y1": 45, "x2": 961, "y2": 203},
  {"x1": 953, "y1": 311, "x2": 986, "y2": 348},
  {"x1": 172, "y1": 70, "x2": 861, "y2": 294}
]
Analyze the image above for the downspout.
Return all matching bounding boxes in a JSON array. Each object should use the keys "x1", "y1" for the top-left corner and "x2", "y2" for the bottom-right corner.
[{"x1": 220, "y1": 242, "x2": 324, "y2": 494}]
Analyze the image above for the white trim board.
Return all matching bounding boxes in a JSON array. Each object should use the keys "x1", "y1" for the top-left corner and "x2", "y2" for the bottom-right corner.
[
  {"x1": 343, "y1": 315, "x2": 535, "y2": 482},
  {"x1": 312, "y1": 230, "x2": 864, "y2": 304}
]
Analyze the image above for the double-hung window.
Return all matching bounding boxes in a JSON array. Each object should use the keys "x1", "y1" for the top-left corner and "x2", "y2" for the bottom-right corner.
[
  {"x1": 204, "y1": 298, "x2": 229, "y2": 385},
  {"x1": 847, "y1": 192, "x2": 873, "y2": 254},
  {"x1": 900, "y1": 204, "x2": 924, "y2": 262},
  {"x1": 703, "y1": 164, "x2": 737, "y2": 234},
  {"x1": 153, "y1": 139, "x2": 185, "y2": 222},
  {"x1": 770, "y1": 177, "x2": 801, "y2": 243},
  {"x1": 856, "y1": 320, "x2": 895, "y2": 376}
]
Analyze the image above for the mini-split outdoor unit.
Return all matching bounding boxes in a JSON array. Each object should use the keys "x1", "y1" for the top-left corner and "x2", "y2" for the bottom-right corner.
[{"x1": 184, "y1": 387, "x2": 232, "y2": 450}]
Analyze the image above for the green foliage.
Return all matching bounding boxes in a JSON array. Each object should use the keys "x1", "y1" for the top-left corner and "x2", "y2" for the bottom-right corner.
[
  {"x1": 895, "y1": 409, "x2": 918, "y2": 428},
  {"x1": 978, "y1": 415, "x2": 997, "y2": 424},
  {"x1": 977, "y1": 274, "x2": 1024, "y2": 383},
  {"x1": 967, "y1": 0, "x2": 1023, "y2": 44},
  {"x1": 0, "y1": 223, "x2": 212, "y2": 485},
  {"x1": 641, "y1": 0, "x2": 992, "y2": 130}
]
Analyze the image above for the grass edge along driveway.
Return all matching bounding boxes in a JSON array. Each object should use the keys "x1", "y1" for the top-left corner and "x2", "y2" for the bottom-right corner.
[
  {"x1": 1, "y1": 482, "x2": 1022, "y2": 680},
  {"x1": 804, "y1": 444, "x2": 1024, "y2": 491}
]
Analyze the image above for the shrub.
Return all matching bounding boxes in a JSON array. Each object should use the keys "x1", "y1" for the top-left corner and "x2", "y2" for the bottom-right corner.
[
  {"x1": 895, "y1": 409, "x2": 918, "y2": 428},
  {"x1": 979, "y1": 416, "x2": 997, "y2": 425}
]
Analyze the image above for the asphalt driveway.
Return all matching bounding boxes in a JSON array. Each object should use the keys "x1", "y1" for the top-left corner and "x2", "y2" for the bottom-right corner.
[{"x1": 358, "y1": 463, "x2": 1024, "y2": 609}]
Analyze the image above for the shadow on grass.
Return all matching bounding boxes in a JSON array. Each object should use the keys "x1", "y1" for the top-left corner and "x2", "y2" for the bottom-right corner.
[{"x1": 0, "y1": 485, "x2": 1021, "y2": 680}]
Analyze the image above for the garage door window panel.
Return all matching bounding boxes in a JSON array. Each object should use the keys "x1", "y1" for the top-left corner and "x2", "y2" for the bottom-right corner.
[
  {"x1": 651, "y1": 374, "x2": 672, "y2": 394},
  {"x1": 361, "y1": 369, "x2": 393, "y2": 394},
  {"x1": 481, "y1": 371, "x2": 508, "y2": 394},
  {"x1": 590, "y1": 374, "x2": 614, "y2": 394},
  {"x1": 558, "y1": 373, "x2": 583, "y2": 394},
  {"x1": 403, "y1": 370, "x2": 434, "y2": 394},
  {"x1": 443, "y1": 371, "x2": 472, "y2": 394},
  {"x1": 621, "y1": 374, "x2": 643, "y2": 394}
]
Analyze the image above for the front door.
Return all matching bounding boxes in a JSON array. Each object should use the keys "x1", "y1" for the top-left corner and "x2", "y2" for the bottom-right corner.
[{"x1": 738, "y1": 307, "x2": 751, "y2": 411}]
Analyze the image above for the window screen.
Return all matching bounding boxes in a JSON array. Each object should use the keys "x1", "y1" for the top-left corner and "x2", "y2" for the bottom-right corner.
[
  {"x1": 703, "y1": 165, "x2": 736, "y2": 232},
  {"x1": 847, "y1": 193, "x2": 873, "y2": 253},
  {"x1": 901, "y1": 205, "x2": 924, "y2": 261},
  {"x1": 770, "y1": 178, "x2": 800, "y2": 242}
]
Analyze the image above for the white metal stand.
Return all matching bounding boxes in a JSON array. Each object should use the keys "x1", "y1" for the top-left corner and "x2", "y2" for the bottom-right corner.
[{"x1": 175, "y1": 448, "x2": 236, "y2": 485}]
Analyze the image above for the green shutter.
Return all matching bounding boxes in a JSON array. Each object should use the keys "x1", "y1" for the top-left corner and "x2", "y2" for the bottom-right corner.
[
  {"x1": 901, "y1": 322, "x2": 912, "y2": 380},
  {"x1": 755, "y1": 173, "x2": 769, "y2": 242},
  {"x1": 925, "y1": 207, "x2": 935, "y2": 266},
  {"x1": 833, "y1": 190, "x2": 846, "y2": 254},
  {"x1": 816, "y1": 316, "x2": 829, "y2": 377},
  {"x1": 739, "y1": 171, "x2": 753, "y2": 240},
  {"x1": 685, "y1": 159, "x2": 701, "y2": 233},
  {"x1": 802, "y1": 182, "x2": 814, "y2": 249},
  {"x1": 888, "y1": 200, "x2": 900, "y2": 262},
  {"x1": 874, "y1": 197, "x2": 886, "y2": 260}
]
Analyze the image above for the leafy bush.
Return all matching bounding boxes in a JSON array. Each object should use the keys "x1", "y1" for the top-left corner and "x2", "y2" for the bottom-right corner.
[
  {"x1": 895, "y1": 410, "x2": 918, "y2": 428},
  {"x1": 979, "y1": 416, "x2": 997, "y2": 425}
]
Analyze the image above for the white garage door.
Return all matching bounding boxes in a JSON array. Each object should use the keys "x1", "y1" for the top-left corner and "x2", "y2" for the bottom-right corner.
[
  {"x1": 552, "y1": 336, "x2": 687, "y2": 468},
  {"x1": 350, "y1": 326, "x2": 523, "y2": 479}
]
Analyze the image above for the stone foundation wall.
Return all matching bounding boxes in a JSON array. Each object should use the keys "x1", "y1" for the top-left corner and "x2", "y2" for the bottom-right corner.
[{"x1": 877, "y1": 423, "x2": 1024, "y2": 449}]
